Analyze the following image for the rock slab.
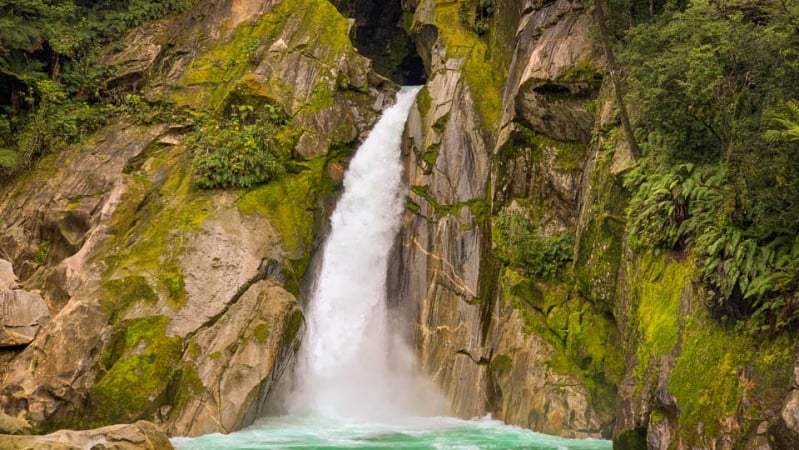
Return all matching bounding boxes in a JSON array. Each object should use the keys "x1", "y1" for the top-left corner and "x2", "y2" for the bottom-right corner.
[
  {"x1": 0, "y1": 420, "x2": 173, "y2": 450},
  {"x1": 0, "y1": 281, "x2": 50, "y2": 347}
]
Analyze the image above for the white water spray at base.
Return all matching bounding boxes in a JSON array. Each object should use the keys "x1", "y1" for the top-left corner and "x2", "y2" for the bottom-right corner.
[{"x1": 289, "y1": 87, "x2": 445, "y2": 420}]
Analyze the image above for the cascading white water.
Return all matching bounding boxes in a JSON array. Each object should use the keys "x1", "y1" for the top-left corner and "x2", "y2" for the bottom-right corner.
[
  {"x1": 172, "y1": 87, "x2": 614, "y2": 449},
  {"x1": 289, "y1": 87, "x2": 441, "y2": 420}
]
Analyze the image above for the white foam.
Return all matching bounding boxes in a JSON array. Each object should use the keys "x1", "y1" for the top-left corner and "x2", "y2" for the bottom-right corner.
[{"x1": 288, "y1": 87, "x2": 445, "y2": 421}]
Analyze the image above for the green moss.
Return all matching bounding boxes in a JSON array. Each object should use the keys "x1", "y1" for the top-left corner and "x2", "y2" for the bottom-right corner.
[
  {"x1": 432, "y1": 112, "x2": 450, "y2": 133},
  {"x1": 406, "y1": 199, "x2": 422, "y2": 214},
  {"x1": 668, "y1": 326, "x2": 740, "y2": 438},
  {"x1": 573, "y1": 139, "x2": 628, "y2": 307},
  {"x1": 170, "y1": 362, "x2": 205, "y2": 416},
  {"x1": 422, "y1": 144, "x2": 440, "y2": 166},
  {"x1": 417, "y1": 86, "x2": 432, "y2": 118},
  {"x1": 253, "y1": 323, "x2": 269, "y2": 343},
  {"x1": 621, "y1": 249, "x2": 799, "y2": 443},
  {"x1": 101, "y1": 276, "x2": 159, "y2": 322},
  {"x1": 490, "y1": 354, "x2": 512, "y2": 377},
  {"x1": 158, "y1": 266, "x2": 186, "y2": 307},
  {"x1": 500, "y1": 268, "x2": 622, "y2": 419},
  {"x1": 90, "y1": 316, "x2": 183, "y2": 425},
  {"x1": 176, "y1": 0, "x2": 356, "y2": 112},
  {"x1": 632, "y1": 254, "x2": 687, "y2": 381},
  {"x1": 409, "y1": 184, "x2": 489, "y2": 223},
  {"x1": 465, "y1": 198, "x2": 490, "y2": 221},
  {"x1": 103, "y1": 146, "x2": 207, "y2": 315},
  {"x1": 237, "y1": 156, "x2": 336, "y2": 286},
  {"x1": 519, "y1": 128, "x2": 589, "y2": 171},
  {"x1": 666, "y1": 317, "x2": 798, "y2": 441},
  {"x1": 209, "y1": 351, "x2": 222, "y2": 360},
  {"x1": 425, "y1": 0, "x2": 506, "y2": 129}
]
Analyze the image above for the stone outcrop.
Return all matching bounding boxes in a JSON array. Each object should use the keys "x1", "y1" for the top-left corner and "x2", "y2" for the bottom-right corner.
[
  {"x1": 0, "y1": 420, "x2": 173, "y2": 450},
  {"x1": 146, "y1": 0, "x2": 396, "y2": 159},
  {"x1": 168, "y1": 281, "x2": 303, "y2": 437},
  {"x1": 391, "y1": 0, "x2": 615, "y2": 439},
  {"x1": 0, "y1": 289, "x2": 50, "y2": 348},
  {"x1": 0, "y1": 260, "x2": 50, "y2": 348},
  {"x1": 771, "y1": 361, "x2": 799, "y2": 449},
  {"x1": 0, "y1": 0, "x2": 387, "y2": 437},
  {"x1": 0, "y1": 260, "x2": 16, "y2": 290}
]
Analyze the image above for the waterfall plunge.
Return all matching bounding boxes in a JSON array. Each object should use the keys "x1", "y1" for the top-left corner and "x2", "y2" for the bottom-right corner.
[{"x1": 289, "y1": 87, "x2": 445, "y2": 421}]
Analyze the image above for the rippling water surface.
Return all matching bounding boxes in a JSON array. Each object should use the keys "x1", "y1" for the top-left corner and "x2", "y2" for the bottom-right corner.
[{"x1": 172, "y1": 415, "x2": 612, "y2": 450}]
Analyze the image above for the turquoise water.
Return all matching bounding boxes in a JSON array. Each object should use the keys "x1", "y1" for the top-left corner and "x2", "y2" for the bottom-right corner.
[{"x1": 171, "y1": 415, "x2": 612, "y2": 450}]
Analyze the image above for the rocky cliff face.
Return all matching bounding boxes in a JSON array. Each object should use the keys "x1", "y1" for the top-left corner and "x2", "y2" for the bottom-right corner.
[
  {"x1": 390, "y1": 0, "x2": 799, "y2": 447},
  {"x1": 0, "y1": 0, "x2": 392, "y2": 436},
  {"x1": 391, "y1": 0, "x2": 617, "y2": 438}
]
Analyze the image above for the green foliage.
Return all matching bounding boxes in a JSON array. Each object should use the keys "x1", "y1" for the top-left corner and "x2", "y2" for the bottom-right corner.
[
  {"x1": 615, "y1": 0, "x2": 799, "y2": 334},
  {"x1": 458, "y1": 0, "x2": 494, "y2": 35},
  {"x1": 493, "y1": 213, "x2": 574, "y2": 279},
  {"x1": 416, "y1": 87, "x2": 432, "y2": 118},
  {"x1": 0, "y1": 0, "x2": 192, "y2": 90},
  {"x1": 625, "y1": 161, "x2": 799, "y2": 333},
  {"x1": 764, "y1": 100, "x2": 799, "y2": 143},
  {"x1": 0, "y1": 1, "x2": 193, "y2": 183},
  {"x1": 0, "y1": 88, "x2": 172, "y2": 183},
  {"x1": 34, "y1": 240, "x2": 50, "y2": 265},
  {"x1": 624, "y1": 163, "x2": 724, "y2": 251},
  {"x1": 190, "y1": 105, "x2": 289, "y2": 189},
  {"x1": 101, "y1": 276, "x2": 158, "y2": 323}
]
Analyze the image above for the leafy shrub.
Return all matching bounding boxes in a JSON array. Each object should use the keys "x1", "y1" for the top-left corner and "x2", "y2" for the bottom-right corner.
[
  {"x1": 0, "y1": 87, "x2": 171, "y2": 183},
  {"x1": 624, "y1": 163, "x2": 725, "y2": 252},
  {"x1": 615, "y1": 0, "x2": 799, "y2": 334},
  {"x1": 190, "y1": 106, "x2": 288, "y2": 190},
  {"x1": 458, "y1": 0, "x2": 494, "y2": 35},
  {"x1": 625, "y1": 162, "x2": 799, "y2": 334},
  {"x1": 493, "y1": 213, "x2": 574, "y2": 279}
]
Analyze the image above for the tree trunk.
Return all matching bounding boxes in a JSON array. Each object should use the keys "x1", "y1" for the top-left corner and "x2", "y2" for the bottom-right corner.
[{"x1": 593, "y1": 0, "x2": 641, "y2": 161}]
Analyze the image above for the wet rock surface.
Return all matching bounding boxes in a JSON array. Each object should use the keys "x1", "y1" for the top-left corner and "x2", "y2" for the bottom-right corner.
[
  {"x1": 0, "y1": 420, "x2": 174, "y2": 450},
  {"x1": 0, "y1": 0, "x2": 380, "y2": 436}
]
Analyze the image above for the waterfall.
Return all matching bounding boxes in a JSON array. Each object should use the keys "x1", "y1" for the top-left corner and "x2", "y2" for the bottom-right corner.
[
  {"x1": 173, "y1": 86, "x2": 614, "y2": 450},
  {"x1": 289, "y1": 87, "x2": 443, "y2": 420}
]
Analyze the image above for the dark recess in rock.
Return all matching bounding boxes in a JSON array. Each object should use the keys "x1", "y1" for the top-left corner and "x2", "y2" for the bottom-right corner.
[{"x1": 331, "y1": 0, "x2": 427, "y2": 85}]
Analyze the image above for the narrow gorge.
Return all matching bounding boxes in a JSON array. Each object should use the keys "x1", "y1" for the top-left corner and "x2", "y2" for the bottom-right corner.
[{"x1": 1, "y1": 0, "x2": 798, "y2": 449}]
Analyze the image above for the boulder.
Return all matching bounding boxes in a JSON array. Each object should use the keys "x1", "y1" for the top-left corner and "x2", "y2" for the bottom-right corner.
[
  {"x1": 168, "y1": 281, "x2": 303, "y2": 436},
  {"x1": 0, "y1": 420, "x2": 173, "y2": 450},
  {"x1": 102, "y1": 23, "x2": 166, "y2": 91},
  {"x1": 0, "y1": 290, "x2": 50, "y2": 348},
  {"x1": 0, "y1": 260, "x2": 16, "y2": 290}
]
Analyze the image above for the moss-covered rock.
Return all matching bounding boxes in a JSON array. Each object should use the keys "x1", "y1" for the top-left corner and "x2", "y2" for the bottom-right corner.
[
  {"x1": 614, "y1": 252, "x2": 799, "y2": 449},
  {"x1": 90, "y1": 316, "x2": 183, "y2": 425},
  {"x1": 491, "y1": 268, "x2": 621, "y2": 437},
  {"x1": 412, "y1": 0, "x2": 506, "y2": 130},
  {"x1": 168, "y1": 0, "x2": 393, "y2": 159}
]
